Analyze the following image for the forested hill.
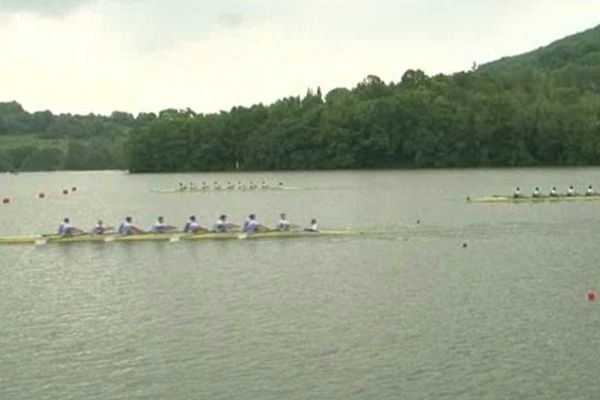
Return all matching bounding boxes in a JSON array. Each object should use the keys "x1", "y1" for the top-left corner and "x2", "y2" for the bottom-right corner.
[
  {"x1": 3, "y1": 24, "x2": 600, "y2": 172},
  {"x1": 127, "y1": 24, "x2": 600, "y2": 172},
  {"x1": 480, "y1": 25, "x2": 600, "y2": 74}
]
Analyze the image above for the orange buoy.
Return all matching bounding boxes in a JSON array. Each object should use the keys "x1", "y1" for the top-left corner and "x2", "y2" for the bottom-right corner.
[
  {"x1": 587, "y1": 290, "x2": 597, "y2": 302},
  {"x1": 62, "y1": 189, "x2": 68, "y2": 195},
  {"x1": 2, "y1": 198, "x2": 10, "y2": 204},
  {"x1": 38, "y1": 192, "x2": 46, "y2": 199}
]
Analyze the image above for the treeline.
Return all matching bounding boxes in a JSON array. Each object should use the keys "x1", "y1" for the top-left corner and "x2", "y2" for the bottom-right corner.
[
  {"x1": 127, "y1": 73, "x2": 600, "y2": 171},
  {"x1": 0, "y1": 102, "x2": 157, "y2": 171}
]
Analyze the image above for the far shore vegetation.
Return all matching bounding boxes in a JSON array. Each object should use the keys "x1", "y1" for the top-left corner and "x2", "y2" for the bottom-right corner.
[{"x1": 2, "y1": 25, "x2": 600, "y2": 173}]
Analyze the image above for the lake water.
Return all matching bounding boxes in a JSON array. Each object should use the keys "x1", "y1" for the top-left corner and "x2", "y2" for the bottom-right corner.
[{"x1": 1, "y1": 169, "x2": 600, "y2": 399}]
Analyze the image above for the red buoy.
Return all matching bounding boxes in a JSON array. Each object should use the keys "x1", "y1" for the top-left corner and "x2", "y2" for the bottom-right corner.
[
  {"x1": 587, "y1": 290, "x2": 597, "y2": 302},
  {"x1": 38, "y1": 192, "x2": 46, "y2": 199},
  {"x1": 62, "y1": 189, "x2": 68, "y2": 195}
]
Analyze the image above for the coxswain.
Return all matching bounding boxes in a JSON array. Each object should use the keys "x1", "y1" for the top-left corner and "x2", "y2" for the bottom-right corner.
[
  {"x1": 118, "y1": 217, "x2": 144, "y2": 235},
  {"x1": 92, "y1": 219, "x2": 113, "y2": 234},
  {"x1": 183, "y1": 215, "x2": 207, "y2": 233},
  {"x1": 58, "y1": 218, "x2": 84, "y2": 236},
  {"x1": 150, "y1": 216, "x2": 177, "y2": 233}
]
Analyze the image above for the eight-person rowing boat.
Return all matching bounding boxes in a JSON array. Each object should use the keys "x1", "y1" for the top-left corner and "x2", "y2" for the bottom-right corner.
[{"x1": 0, "y1": 213, "x2": 335, "y2": 245}]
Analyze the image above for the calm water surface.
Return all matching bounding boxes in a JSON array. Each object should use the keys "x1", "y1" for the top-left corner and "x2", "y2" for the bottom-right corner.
[{"x1": 1, "y1": 169, "x2": 600, "y2": 399}]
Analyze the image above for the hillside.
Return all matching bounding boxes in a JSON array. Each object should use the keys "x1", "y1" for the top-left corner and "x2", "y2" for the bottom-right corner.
[{"x1": 480, "y1": 24, "x2": 600, "y2": 72}]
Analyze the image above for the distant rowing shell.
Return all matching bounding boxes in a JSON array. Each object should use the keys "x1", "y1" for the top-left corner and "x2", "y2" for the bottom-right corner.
[
  {"x1": 467, "y1": 195, "x2": 600, "y2": 203},
  {"x1": 0, "y1": 229, "x2": 363, "y2": 245},
  {"x1": 152, "y1": 186, "x2": 300, "y2": 194}
]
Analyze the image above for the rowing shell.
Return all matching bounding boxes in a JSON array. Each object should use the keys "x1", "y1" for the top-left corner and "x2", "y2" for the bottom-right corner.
[
  {"x1": 0, "y1": 230, "x2": 362, "y2": 245},
  {"x1": 153, "y1": 186, "x2": 297, "y2": 194},
  {"x1": 467, "y1": 195, "x2": 600, "y2": 203}
]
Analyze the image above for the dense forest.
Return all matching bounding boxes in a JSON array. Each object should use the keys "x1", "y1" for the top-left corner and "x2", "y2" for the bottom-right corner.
[
  {"x1": 2, "y1": 25, "x2": 600, "y2": 172},
  {"x1": 0, "y1": 103, "x2": 151, "y2": 171}
]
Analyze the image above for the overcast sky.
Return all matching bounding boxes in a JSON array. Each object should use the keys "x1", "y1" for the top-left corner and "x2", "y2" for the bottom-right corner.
[{"x1": 1, "y1": 0, "x2": 599, "y2": 115}]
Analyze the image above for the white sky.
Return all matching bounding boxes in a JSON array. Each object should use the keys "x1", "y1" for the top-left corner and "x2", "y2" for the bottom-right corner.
[{"x1": 0, "y1": 0, "x2": 599, "y2": 115}]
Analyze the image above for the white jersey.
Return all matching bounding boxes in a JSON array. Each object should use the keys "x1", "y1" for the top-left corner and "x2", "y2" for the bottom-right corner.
[
  {"x1": 276, "y1": 218, "x2": 289, "y2": 231},
  {"x1": 92, "y1": 223, "x2": 106, "y2": 234},
  {"x1": 242, "y1": 218, "x2": 257, "y2": 233},
  {"x1": 184, "y1": 220, "x2": 199, "y2": 233},
  {"x1": 118, "y1": 221, "x2": 133, "y2": 234},
  {"x1": 58, "y1": 222, "x2": 71, "y2": 235},
  {"x1": 213, "y1": 219, "x2": 227, "y2": 232},
  {"x1": 151, "y1": 221, "x2": 166, "y2": 232}
]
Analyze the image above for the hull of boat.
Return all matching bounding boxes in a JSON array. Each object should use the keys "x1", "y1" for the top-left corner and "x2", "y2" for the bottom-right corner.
[
  {"x1": 467, "y1": 195, "x2": 600, "y2": 203},
  {"x1": 0, "y1": 230, "x2": 361, "y2": 245}
]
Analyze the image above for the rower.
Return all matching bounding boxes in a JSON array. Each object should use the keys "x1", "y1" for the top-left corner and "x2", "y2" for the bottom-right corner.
[
  {"x1": 201, "y1": 181, "x2": 209, "y2": 190},
  {"x1": 261, "y1": 181, "x2": 269, "y2": 189},
  {"x1": 213, "y1": 181, "x2": 222, "y2": 190},
  {"x1": 532, "y1": 187, "x2": 541, "y2": 198},
  {"x1": 549, "y1": 187, "x2": 558, "y2": 197},
  {"x1": 586, "y1": 185, "x2": 594, "y2": 196},
  {"x1": 151, "y1": 216, "x2": 177, "y2": 233},
  {"x1": 118, "y1": 216, "x2": 144, "y2": 235},
  {"x1": 249, "y1": 181, "x2": 257, "y2": 190},
  {"x1": 92, "y1": 219, "x2": 113, "y2": 234},
  {"x1": 513, "y1": 187, "x2": 522, "y2": 198},
  {"x1": 189, "y1": 182, "x2": 196, "y2": 191},
  {"x1": 304, "y1": 218, "x2": 318, "y2": 232},
  {"x1": 58, "y1": 218, "x2": 84, "y2": 236},
  {"x1": 183, "y1": 215, "x2": 207, "y2": 233},
  {"x1": 213, "y1": 215, "x2": 226, "y2": 232},
  {"x1": 567, "y1": 185, "x2": 575, "y2": 197},
  {"x1": 227, "y1": 181, "x2": 235, "y2": 190},
  {"x1": 241, "y1": 214, "x2": 268, "y2": 233},
  {"x1": 276, "y1": 213, "x2": 290, "y2": 231}
]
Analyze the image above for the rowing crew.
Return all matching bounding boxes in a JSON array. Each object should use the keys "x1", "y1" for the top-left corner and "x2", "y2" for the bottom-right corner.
[
  {"x1": 57, "y1": 214, "x2": 318, "y2": 236},
  {"x1": 513, "y1": 185, "x2": 595, "y2": 198},
  {"x1": 177, "y1": 181, "x2": 285, "y2": 191}
]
